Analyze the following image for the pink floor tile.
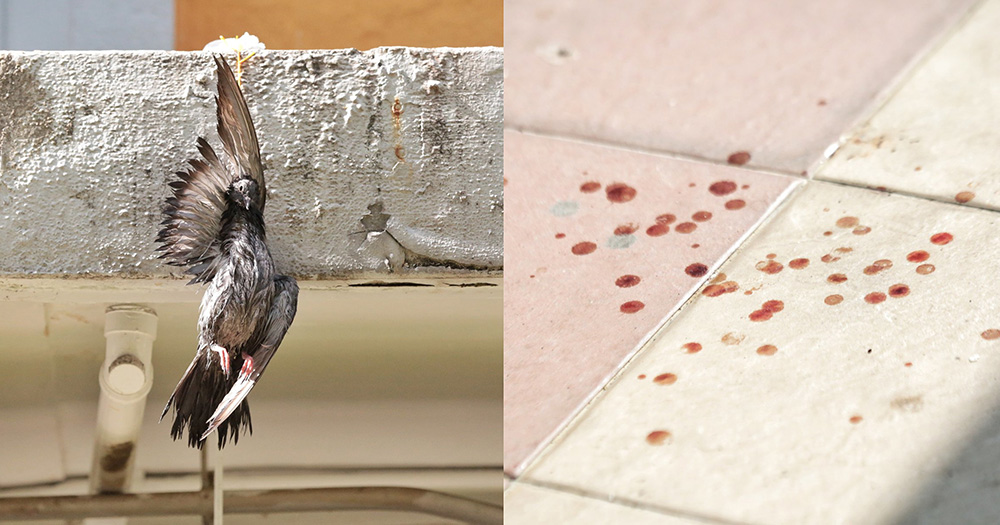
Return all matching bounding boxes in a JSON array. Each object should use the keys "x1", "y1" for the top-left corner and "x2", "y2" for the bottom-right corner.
[
  {"x1": 503, "y1": 130, "x2": 794, "y2": 475},
  {"x1": 504, "y1": 0, "x2": 976, "y2": 173}
]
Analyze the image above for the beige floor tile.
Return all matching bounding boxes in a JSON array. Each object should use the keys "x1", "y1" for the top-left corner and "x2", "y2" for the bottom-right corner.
[
  {"x1": 818, "y1": 0, "x2": 1000, "y2": 210},
  {"x1": 505, "y1": 482, "x2": 704, "y2": 524},
  {"x1": 503, "y1": 131, "x2": 795, "y2": 476},
  {"x1": 524, "y1": 181, "x2": 1000, "y2": 524},
  {"x1": 505, "y1": 0, "x2": 976, "y2": 173}
]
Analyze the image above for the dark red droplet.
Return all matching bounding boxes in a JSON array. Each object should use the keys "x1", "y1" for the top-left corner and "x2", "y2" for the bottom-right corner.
[
  {"x1": 638, "y1": 374, "x2": 647, "y2": 379},
  {"x1": 828, "y1": 273, "x2": 847, "y2": 283},
  {"x1": 853, "y1": 226, "x2": 872, "y2": 235},
  {"x1": 727, "y1": 151, "x2": 751, "y2": 166},
  {"x1": 656, "y1": 213, "x2": 677, "y2": 225},
  {"x1": 685, "y1": 263, "x2": 708, "y2": 277},
  {"x1": 580, "y1": 181, "x2": 601, "y2": 193},
  {"x1": 916, "y1": 264, "x2": 935, "y2": 275},
  {"x1": 956, "y1": 191, "x2": 975, "y2": 203},
  {"x1": 691, "y1": 243, "x2": 700, "y2": 248},
  {"x1": 825, "y1": 294, "x2": 843, "y2": 305},
  {"x1": 755, "y1": 260, "x2": 783, "y2": 274},
  {"x1": 756, "y1": 345, "x2": 777, "y2": 356},
  {"x1": 646, "y1": 223, "x2": 669, "y2": 237},
  {"x1": 692, "y1": 211, "x2": 713, "y2": 222},
  {"x1": 682, "y1": 342, "x2": 702, "y2": 353},
  {"x1": 849, "y1": 415, "x2": 863, "y2": 424},
  {"x1": 836, "y1": 217, "x2": 859, "y2": 228},
  {"x1": 606, "y1": 183, "x2": 637, "y2": 203},
  {"x1": 749, "y1": 310, "x2": 773, "y2": 322},
  {"x1": 620, "y1": 301, "x2": 645, "y2": 313},
  {"x1": 571, "y1": 242, "x2": 597, "y2": 255},
  {"x1": 614, "y1": 223, "x2": 639, "y2": 235},
  {"x1": 789, "y1": 258, "x2": 809, "y2": 269},
  {"x1": 888, "y1": 284, "x2": 910, "y2": 298},
  {"x1": 646, "y1": 430, "x2": 671, "y2": 445},
  {"x1": 709, "y1": 181, "x2": 738, "y2": 196},
  {"x1": 906, "y1": 250, "x2": 929, "y2": 263},
  {"x1": 616, "y1": 275, "x2": 641, "y2": 288},
  {"x1": 865, "y1": 292, "x2": 886, "y2": 304},
  {"x1": 653, "y1": 373, "x2": 677, "y2": 385},
  {"x1": 821, "y1": 254, "x2": 840, "y2": 263},
  {"x1": 725, "y1": 199, "x2": 746, "y2": 210},
  {"x1": 702, "y1": 281, "x2": 739, "y2": 297},
  {"x1": 555, "y1": 232, "x2": 566, "y2": 239},
  {"x1": 982, "y1": 329, "x2": 1000, "y2": 340},
  {"x1": 823, "y1": 231, "x2": 833, "y2": 236},
  {"x1": 766, "y1": 253, "x2": 777, "y2": 259},
  {"x1": 904, "y1": 362, "x2": 912, "y2": 367},
  {"x1": 931, "y1": 232, "x2": 953, "y2": 245},
  {"x1": 863, "y1": 259, "x2": 893, "y2": 275},
  {"x1": 761, "y1": 300, "x2": 784, "y2": 313},
  {"x1": 675, "y1": 222, "x2": 697, "y2": 234}
]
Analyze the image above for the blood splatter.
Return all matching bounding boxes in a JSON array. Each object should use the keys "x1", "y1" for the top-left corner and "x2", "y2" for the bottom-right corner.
[
  {"x1": 835, "y1": 247, "x2": 853, "y2": 253},
  {"x1": 620, "y1": 301, "x2": 645, "y2": 313},
  {"x1": 685, "y1": 263, "x2": 708, "y2": 277},
  {"x1": 827, "y1": 273, "x2": 847, "y2": 283},
  {"x1": 821, "y1": 254, "x2": 840, "y2": 263},
  {"x1": 789, "y1": 258, "x2": 810, "y2": 269},
  {"x1": 656, "y1": 214, "x2": 677, "y2": 225},
  {"x1": 727, "y1": 151, "x2": 751, "y2": 165},
  {"x1": 755, "y1": 260, "x2": 783, "y2": 274},
  {"x1": 638, "y1": 374, "x2": 647, "y2": 379},
  {"x1": 849, "y1": 415, "x2": 863, "y2": 424},
  {"x1": 571, "y1": 242, "x2": 597, "y2": 255},
  {"x1": 749, "y1": 310, "x2": 773, "y2": 322},
  {"x1": 956, "y1": 191, "x2": 975, "y2": 203},
  {"x1": 580, "y1": 181, "x2": 601, "y2": 193},
  {"x1": 836, "y1": 217, "x2": 859, "y2": 228},
  {"x1": 823, "y1": 231, "x2": 833, "y2": 236},
  {"x1": 721, "y1": 332, "x2": 745, "y2": 345},
  {"x1": 853, "y1": 226, "x2": 872, "y2": 235},
  {"x1": 605, "y1": 183, "x2": 637, "y2": 203},
  {"x1": 646, "y1": 430, "x2": 671, "y2": 445},
  {"x1": 981, "y1": 329, "x2": 1000, "y2": 340},
  {"x1": 888, "y1": 284, "x2": 910, "y2": 298},
  {"x1": 906, "y1": 250, "x2": 929, "y2": 263},
  {"x1": 616, "y1": 275, "x2": 641, "y2": 288},
  {"x1": 692, "y1": 211, "x2": 713, "y2": 222},
  {"x1": 931, "y1": 232, "x2": 953, "y2": 245},
  {"x1": 865, "y1": 292, "x2": 886, "y2": 304},
  {"x1": 725, "y1": 199, "x2": 746, "y2": 210},
  {"x1": 703, "y1": 281, "x2": 739, "y2": 297},
  {"x1": 710, "y1": 273, "x2": 727, "y2": 284},
  {"x1": 761, "y1": 300, "x2": 784, "y2": 313},
  {"x1": 824, "y1": 294, "x2": 843, "y2": 305},
  {"x1": 766, "y1": 253, "x2": 777, "y2": 259},
  {"x1": 555, "y1": 233, "x2": 566, "y2": 239},
  {"x1": 691, "y1": 243, "x2": 700, "y2": 248},
  {"x1": 653, "y1": 373, "x2": 678, "y2": 385},
  {"x1": 916, "y1": 264, "x2": 935, "y2": 275},
  {"x1": 682, "y1": 342, "x2": 702, "y2": 353},
  {"x1": 675, "y1": 222, "x2": 697, "y2": 233},
  {"x1": 646, "y1": 223, "x2": 669, "y2": 236},
  {"x1": 709, "y1": 181, "x2": 737, "y2": 196},
  {"x1": 863, "y1": 259, "x2": 893, "y2": 275},
  {"x1": 615, "y1": 223, "x2": 639, "y2": 235},
  {"x1": 904, "y1": 362, "x2": 912, "y2": 367},
  {"x1": 756, "y1": 345, "x2": 777, "y2": 356}
]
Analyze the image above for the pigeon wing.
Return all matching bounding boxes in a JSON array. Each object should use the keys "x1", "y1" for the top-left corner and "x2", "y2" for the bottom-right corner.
[{"x1": 213, "y1": 54, "x2": 266, "y2": 210}]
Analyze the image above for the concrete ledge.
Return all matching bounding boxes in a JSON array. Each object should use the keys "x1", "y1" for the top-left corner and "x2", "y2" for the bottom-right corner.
[{"x1": 0, "y1": 49, "x2": 503, "y2": 278}]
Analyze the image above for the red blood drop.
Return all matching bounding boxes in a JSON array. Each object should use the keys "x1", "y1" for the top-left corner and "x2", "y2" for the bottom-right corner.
[
  {"x1": 682, "y1": 342, "x2": 702, "y2": 353},
  {"x1": 606, "y1": 183, "x2": 637, "y2": 203},
  {"x1": 675, "y1": 222, "x2": 697, "y2": 233},
  {"x1": 646, "y1": 430, "x2": 671, "y2": 445},
  {"x1": 555, "y1": 233, "x2": 566, "y2": 239},
  {"x1": 789, "y1": 258, "x2": 809, "y2": 269},
  {"x1": 755, "y1": 260, "x2": 783, "y2": 274},
  {"x1": 653, "y1": 373, "x2": 677, "y2": 385},
  {"x1": 982, "y1": 329, "x2": 1000, "y2": 340},
  {"x1": 761, "y1": 300, "x2": 784, "y2": 313},
  {"x1": 656, "y1": 213, "x2": 677, "y2": 225},
  {"x1": 692, "y1": 211, "x2": 713, "y2": 222},
  {"x1": 749, "y1": 310, "x2": 773, "y2": 322},
  {"x1": 931, "y1": 232, "x2": 953, "y2": 245},
  {"x1": 709, "y1": 181, "x2": 737, "y2": 196},
  {"x1": 685, "y1": 263, "x2": 708, "y2": 277},
  {"x1": 702, "y1": 281, "x2": 739, "y2": 297},
  {"x1": 836, "y1": 216, "x2": 859, "y2": 228},
  {"x1": 849, "y1": 415, "x2": 863, "y2": 424},
  {"x1": 725, "y1": 199, "x2": 746, "y2": 210},
  {"x1": 888, "y1": 284, "x2": 909, "y2": 297},
  {"x1": 646, "y1": 223, "x2": 669, "y2": 236},
  {"x1": 756, "y1": 345, "x2": 777, "y2": 356},
  {"x1": 906, "y1": 250, "x2": 929, "y2": 263},
  {"x1": 580, "y1": 181, "x2": 601, "y2": 193},
  {"x1": 620, "y1": 301, "x2": 645, "y2": 313},
  {"x1": 615, "y1": 275, "x2": 640, "y2": 288},
  {"x1": 828, "y1": 273, "x2": 847, "y2": 283},
  {"x1": 865, "y1": 292, "x2": 886, "y2": 304},
  {"x1": 614, "y1": 223, "x2": 639, "y2": 235},
  {"x1": 571, "y1": 242, "x2": 596, "y2": 255},
  {"x1": 727, "y1": 151, "x2": 751, "y2": 165}
]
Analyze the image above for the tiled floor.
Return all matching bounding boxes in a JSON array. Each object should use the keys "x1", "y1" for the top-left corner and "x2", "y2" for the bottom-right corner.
[{"x1": 504, "y1": 0, "x2": 1000, "y2": 523}]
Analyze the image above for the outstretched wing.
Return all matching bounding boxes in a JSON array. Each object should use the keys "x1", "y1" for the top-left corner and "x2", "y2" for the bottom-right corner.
[
  {"x1": 213, "y1": 54, "x2": 266, "y2": 210},
  {"x1": 156, "y1": 137, "x2": 233, "y2": 283},
  {"x1": 202, "y1": 275, "x2": 299, "y2": 440}
]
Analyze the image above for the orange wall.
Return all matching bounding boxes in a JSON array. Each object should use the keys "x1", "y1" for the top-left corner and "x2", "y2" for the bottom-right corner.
[{"x1": 175, "y1": 0, "x2": 502, "y2": 50}]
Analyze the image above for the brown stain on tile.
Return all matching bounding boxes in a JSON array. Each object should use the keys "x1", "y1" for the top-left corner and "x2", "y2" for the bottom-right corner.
[
  {"x1": 725, "y1": 199, "x2": 746, "y2": 210},
  {"x1": 620, "y1": 301, "x2": 645, "y2": 314},
  {"x1": 606, "y1": 183, "x2": 637, "y2": 203},
  {"x1": 891, "y1": 395, "x2": 924, "y2": 413},
  {"x1": 571, "y1": 242, "x2": 597, "y2": 255},
  {"x1": 580, "y1": 181, "x2": 601, "y2": 193},
  {"x1": 653, "y1": 373, "x2": 677, "y2": 385},
  {"x1": 675, "y1": 222, "x2": 697, "y2": 234},
  {"x1": 955, "y1": 191, "x2": 975, "y2": 203},
  {"x1": 709, "y1": 181, "x2": 737, "y2": 196},
  {"x1": 682, "y1": 342, "x2": 702, "y2": 354},
  {"x1": 646, "y1": 430, "x2": 671, "y2": 445},
  {"x1": 685, "y1": 263, "x2": 708, "y2": 277},
  {"x1": 615, "y1": 275, "x2": 640, "y2": 288},
  {"x1": 756, "y1": 344, "x2": 777, "y2": 356}
]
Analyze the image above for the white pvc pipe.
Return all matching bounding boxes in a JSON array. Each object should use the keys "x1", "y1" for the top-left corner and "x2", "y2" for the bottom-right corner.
[{"x1": 90, "y1": 305, "x2": 157, "y2": 494}]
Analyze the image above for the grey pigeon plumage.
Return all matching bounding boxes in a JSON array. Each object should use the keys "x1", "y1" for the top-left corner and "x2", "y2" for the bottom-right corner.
[{"x1": 157, "y1": 55, "x2": 298, "y2": 449}]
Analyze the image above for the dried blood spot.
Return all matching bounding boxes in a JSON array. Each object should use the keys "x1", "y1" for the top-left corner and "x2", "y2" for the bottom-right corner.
[
  {"x1": 789, "y1": 258, "x2": 809, "y2": 269},
  {"x1": 827, "y1": 273, "x2": 847, "y2": 283},
  {"x1": 725, "y1": 199, "x2": 746, "y2": 210},
  {"x1": 702, "y1": 281, "x2": 739, "y2": 297},
  {"x1": 863, "y1": 259, "x2": 893, "y2": 275},
  {"x1": 580, "y1": 181, "x2": 601, "y2": 193},
  {"x1": 615, "y1": 223, "x2": 639, "y2": 235},
  {"x1": 616, "y1": 275, "x2": 640, "y2": 288},
  {"x1": 646, "y1": 430, "x2": 671, "y2": 445},
  {"x1": 821, "y1": 254, "x2": 840, "y2": 263},
  {"x1": 849, "y1": 415, "x2": 863, "y2": 424},
  {"x1": 865, "y1": 292, "x2": 886, "y2": 304},
  {"x1": 823, "y1": 231, "x2": 833, "y2": 236},
  {"x1": 555, "y1": 233, "x2": 566, "y2": 239},
  {"x1": 906, "y1": 250, "x2": 929, "y2": 263},
  {"x1": 709, "y1": 181, "x2": 737, "y2": 196},
  {"x1": 727, "y1": 151, "x2": 751, "y2": 165},
  {"x1": 853, "y1": 226, "x2": 872, "y2": 235},
  {"x1": 605, "y1": 183, "x2": 637, "y2": 203},
  {"x1": 756, "y1": 345, "x2": 777, "y2": 356},
  {"x1": 982, "y1": 329, "x2": 1000, "y2": 340},
  {"x1": 755, "y1": 260, "x2": 783, "y2": 274},
  {"x1": 675, "y1": 222, "x2": 697, "y2": 233},
  {"x1": 721, "y1": 332, "x2": 745, "y2": 345},
  {"x1": 656, "y1": 213, "x2": 677, "y2": 225},
  {"x1": 824, "y1": 294, "x2": 843, "y2": 305},
  {"x1": 710, "y1": 273, "x2": 727, "y2": 284},
  {"x1": 749, "y1": 310, "x2": 773, "y2": 322},
  {"x1": 682, "y1": 342, "x2": 702, "y2": 354},
  {"x1": 685, "y1": 263, "x2": 708, "y2": 277},
  {"x1": 931, "y1": 232, "x2": 953, "y2": 245},
  {"x1": 620, "y1": 301, "x2": 645, "y2": 313},
  {"x1": 904, "y1": 362, "x2": 913, "y2": 367},
  {"x1": 836, "y1": 216, "x2": 859, "y2": 228},
  {"x1": 653, "y1": 373, "x2": 677, "y2": 385},
  {"x1": 766, "y1": 253, "x2": 777, "y2": 259},
  {"x1": 835, "y1": 247, "x2": 853, "y2": 253},
  {"x1": 956, "y1": 191, "x2": 975, "y2": 203},
  {"x1": 916, "y1": 264, "x2": 935, "y2": 275},
  {"x1": 638, "y1": 374, "x2": 647, "y2": 379},
  {"x1": 646, "y1": 223, "x2": 669, "y2": 236},
  {"x1": 691, "y1": 243, "x2": 700, "y2": 248},
  {"x1": 571, "y1": 242, "x2": 597, "y2": 255},
  {"x1": 692, "y1": 211, "x2": 713, "y2": 222},
  {"x1": 888, "y1": 284, "x2": 910, "y2": 298},
  {"x1": 761, "y1": 300, "x2": 784, "y2": 313}
]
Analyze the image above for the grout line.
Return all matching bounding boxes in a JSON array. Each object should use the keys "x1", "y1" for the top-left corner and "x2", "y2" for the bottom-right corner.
[
  {"x1": 516, "y1": 478, "x2": 754, "y2": 525},
  {"x1": 514, "y1": 180, "x2": 807, "y2": 478},
  {"x1": 809, "y1": 177, "x2": 1000, "y2": 216}
]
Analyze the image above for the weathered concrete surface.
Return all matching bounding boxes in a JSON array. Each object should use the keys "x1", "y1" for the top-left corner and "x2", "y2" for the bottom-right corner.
[{"x1": 0, "y1": 49, "x2": 503, "y2": 278}]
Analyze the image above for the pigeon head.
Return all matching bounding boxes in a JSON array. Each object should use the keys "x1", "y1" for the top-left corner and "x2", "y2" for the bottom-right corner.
[{"x1": 228, "y1": 178, "x2": 259, "y2": 210}]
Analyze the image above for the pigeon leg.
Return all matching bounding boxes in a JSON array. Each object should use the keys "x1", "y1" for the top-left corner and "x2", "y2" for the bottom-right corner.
[
  {"x1": 239, "y1": 353, "x2": 254, "y2": 377},
  {"x1": 210, "y1": 344, "x2": 230, "y2": 377}
]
